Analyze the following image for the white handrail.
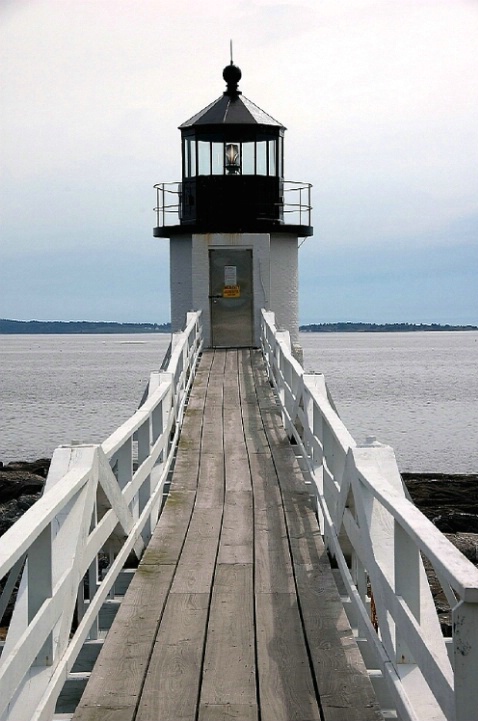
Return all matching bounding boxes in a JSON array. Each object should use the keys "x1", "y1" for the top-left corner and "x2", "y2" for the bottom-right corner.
[
  {"x1": 0, "y1": 311, "x2": 203, "y2": 721},
  {"x1": 261, "y1": 309, "x2": 478, "y2": 721}
]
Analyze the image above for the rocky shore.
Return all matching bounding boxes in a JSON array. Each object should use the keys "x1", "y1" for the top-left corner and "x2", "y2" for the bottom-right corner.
[{"x1": 1, "y1": 461, "x2": 477, "y2": 635}]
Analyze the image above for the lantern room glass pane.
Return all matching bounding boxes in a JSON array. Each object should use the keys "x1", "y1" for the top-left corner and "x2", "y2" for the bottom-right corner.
[
  {"x1": 198, "y1": 141, "x2": 211, "y2": 175},
  {"x1": 212, "y1": 142, "x2": 223, "y2": 175},
  {"x1": 268, "y1": 139, "x2": 276, "y2": 176},
  {"x1": 190, "y1": 140, "x2": 197, "y2": 177},
  {"x1": 278, "y1": 137, "x2": 283, "y2": 177},
  {"x1": 256, "y1": 141, "x2": 267, "y2": 175},
  {"x1": 242, "y1": 142, "x2": 254, "y2": 175},
  {"x1": 184, "y1": 140, "x2": 190, "y2": 177}
]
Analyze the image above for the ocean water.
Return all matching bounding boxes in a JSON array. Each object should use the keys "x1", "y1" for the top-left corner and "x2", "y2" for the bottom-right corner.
[
  {"x1": 0, "y1": 332, "x2": 477, "y2": 473},
  {"x1": 0, "y1": 334, "x2": 171, "y2": 464},
  {"x1": 301, "y1": 331, "x2": 478, "y2": 473}
]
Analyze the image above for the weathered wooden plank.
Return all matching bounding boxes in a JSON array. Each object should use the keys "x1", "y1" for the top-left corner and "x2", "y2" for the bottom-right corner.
[
  {"x1": 200, "y1": 564, "x2": 256, "y2": 709},
  {"x1": 256, "y1": 591, "x2": 321, "y2": 721},
  {"x1": 170, "y1": 507, "x2": 222, "y2": 593},
  {"x1": 73, "y1": 706, "x2": 136, "y2": 721},
  {"x1": 250, "y1": 352, "x2": 383, "y2": 721},
  {"x1": 201, "y1": 364, "x2": 225, "y2": 451},
  {"x1": 201, "y1": 422, "x2": 224, "y2": 454},
  {"x1": 142, "y1": 488, "x2": 196, "y2": 564},
  {"x1": 224, "y1": 409, "x2": 248, "y2": 464},
  {"x1": 224, "y1": 454, "x2": 251, "y2": 492},
  {"x1": 248, "y1": 453, "x2": 295, "y2": 594},
  {"x1": 223, "y1": 354, "x2": 250, "y2": 486},
  {"x1": 218, "y1": 490, "x2": 253, "y2": 565},
  {"x1": 294, "y1": 561, "x2": 383, "y2": 721},
  {"x1": 195, "y1": 451, "x2": 225, "y2": 509},
  {"x1": 178, "y1": 407, "x2": 205, "y2": 453},
  {"x1": 177, "y1": 353, "x2": 211, "y2": 448},
  {"x1": 244, "y1": 427, "x2": 270, "y2": 453},
  {"x1": 198, "y1": 704, "x2": 258, "y2": 721},
  {"x1": 135, "y1": 593, "x2": 209, "y2": 721},
  {"x1": 239, "y1": 359, "x2": 296, "y2": 596},
  {"x1": 254, "y1": 508, "x2": 295, "y2": 594},
  {"x1": 287, "y1": 500, "x2": 383, "y2": 720},
  {"x1": 248, "y1": 450, "x2": 279, "y2": 508},
  {"x1": 72, "y1": 562, "x2": 175, "y2": 721},
  {"x1": 223, "y1": 349, "x2": 240, "y2": 408},
  {"x1": 238, "y1": 349, "x2": 259, "y2": 404},
  {"x1": 167, "y1": 455, "x2": 200, "y2": 490}
]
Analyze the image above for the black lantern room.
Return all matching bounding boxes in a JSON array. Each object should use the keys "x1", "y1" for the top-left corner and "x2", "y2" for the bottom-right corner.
[{"x1": 154, "y1": 63, "x2": 313, "y2": 237}]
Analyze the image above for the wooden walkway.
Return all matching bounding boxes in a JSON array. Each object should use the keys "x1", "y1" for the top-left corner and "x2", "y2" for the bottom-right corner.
[{"x1": 73, "y1": 349, "x2": 383, "y2": 721}]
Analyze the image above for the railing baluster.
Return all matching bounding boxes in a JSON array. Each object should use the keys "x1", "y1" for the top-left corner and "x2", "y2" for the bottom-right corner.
[
  {"x1": 137, "y1": 418, "x2": 152, "y2": 544},
  {"x1": 454, "y1": 600, "x2": 478, "y2": 721},
  {"x1": 28, "y1": 524, "x2": 53, "y2": 666},
  {"x1": 394, "y1": 521, "x2": 420, "y2": 664}
]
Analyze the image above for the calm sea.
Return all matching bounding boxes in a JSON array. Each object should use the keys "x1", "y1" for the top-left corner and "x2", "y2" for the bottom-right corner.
[{"x1": 1, "y1": 332, "x2": 477, "y2": 473}]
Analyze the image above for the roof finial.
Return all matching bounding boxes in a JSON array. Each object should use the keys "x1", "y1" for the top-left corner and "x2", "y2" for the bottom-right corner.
[{"x1": 223, "y1": 42, "x2": 242, "y2": 97}]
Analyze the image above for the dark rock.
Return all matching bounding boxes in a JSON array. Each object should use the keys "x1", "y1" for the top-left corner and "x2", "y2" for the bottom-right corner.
[
  {"x1": 1, "y1": 458, "x2": 50, "y2": 478},
  {"x1": 433, "y1": 512, "x2": 478, "y2": 534},
  {"x1": 0, "y1": 459, "x2": 50, "y2": 536},
  {"x1": 0, "y1": 475, "x2": 46, "y2": 504},
  {"x1": 402, "y1": 473, "x2": 478, "y2": 506}
]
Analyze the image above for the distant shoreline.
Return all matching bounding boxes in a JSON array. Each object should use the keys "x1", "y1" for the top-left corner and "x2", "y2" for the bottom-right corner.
[
  {"x1": 0, "y1": 319, "x2": 477, "y2": 334},
  {"x1": 0, "y1": 319, "x2": 171, "y2": 334},
  {"x1": 299, "y1": 322, "x2": 478, "y2": 333}
]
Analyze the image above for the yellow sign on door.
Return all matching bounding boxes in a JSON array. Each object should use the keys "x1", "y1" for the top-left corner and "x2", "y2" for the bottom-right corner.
[{"x1": 223, "y1": 285, "x2": 240, "y2": 298}]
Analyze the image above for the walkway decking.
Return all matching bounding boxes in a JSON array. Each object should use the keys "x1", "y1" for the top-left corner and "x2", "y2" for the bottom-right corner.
[{"x1": 72, "y1": 349, "x2": 383, "y2": 721}]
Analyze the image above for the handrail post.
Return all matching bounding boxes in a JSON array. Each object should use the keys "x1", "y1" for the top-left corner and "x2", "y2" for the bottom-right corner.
[
  {"x1": 28, "y1": 524, "x2": 53, "y2": 666},
  {"x1": 454, "y1": 599, "x2": 478, "y2": 721},
  {"x1": 137, "y1": 418, "x2": 152, "y2": 544},
  {"x1": 394, "y1": 521, "x2": 421, "y2": 664}
]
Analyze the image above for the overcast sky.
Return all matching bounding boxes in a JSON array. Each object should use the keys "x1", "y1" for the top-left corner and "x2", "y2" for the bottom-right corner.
[{"x1": 1, "y1": 0, "x2": 477, "y2": 325}]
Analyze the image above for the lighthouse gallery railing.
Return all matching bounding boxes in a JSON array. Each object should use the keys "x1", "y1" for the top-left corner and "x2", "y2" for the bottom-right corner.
[
  {"x1": 0, "y1": 312, "x2": 202, "y2": 721},
  {"x1": 261, "y1": 309, "x2": 478, "y2": 721},
  {"x1": 154, "y1": 179, "x2": 312, "y2": 229}
]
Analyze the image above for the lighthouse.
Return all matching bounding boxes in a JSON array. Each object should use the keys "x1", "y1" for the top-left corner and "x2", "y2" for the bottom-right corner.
[{"x1": 154, "y1": 61, "x2": 312, "y2": 350}]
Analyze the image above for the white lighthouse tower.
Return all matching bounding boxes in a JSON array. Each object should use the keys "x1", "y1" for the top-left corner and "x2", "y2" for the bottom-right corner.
[{"x1": 154, "y1": 61, "x2": 312, "y2": 349}]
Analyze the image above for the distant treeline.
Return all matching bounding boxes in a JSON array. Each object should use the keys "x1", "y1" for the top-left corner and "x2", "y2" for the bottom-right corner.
[
  {"x1": 0, "y1": 319, "x2": 172, "y2": 334},
  {"x1": 300, "y1": 322, "x2": 478, "y2": 333},
  {"x1": 2, "y1": 319, "x2": 477, "y2": 335}
]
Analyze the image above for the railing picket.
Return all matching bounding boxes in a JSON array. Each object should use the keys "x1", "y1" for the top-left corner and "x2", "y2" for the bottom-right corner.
[
  {"x1": 395, "y1": 521, "x2": 420, "y2": 664},
  {"x1": 454, "y1": 600, "x2": 478, "y2": 721},
  {"x1": 28, "y1": 524, "x2": 53, "y2": 666},
  {"x1": 137, "y1": 419, "x2": 152, "y2": 543}
]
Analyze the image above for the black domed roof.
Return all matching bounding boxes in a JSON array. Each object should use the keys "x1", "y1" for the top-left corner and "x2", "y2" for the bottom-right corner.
[{"x1": 179, "y1": 63, "x2": 285, "y2": 130}]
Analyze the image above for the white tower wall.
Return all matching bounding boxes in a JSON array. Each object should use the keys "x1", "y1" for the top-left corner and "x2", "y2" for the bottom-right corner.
[
  {"x1": 169, "y1": 232, "x2": 300, "y2": 348},
  {"x1": 169, "y1": 237, "x2": 192, "y2": 332},
  {"x1": 270, "y1": 233, "x2": 299, "y2": 345}
]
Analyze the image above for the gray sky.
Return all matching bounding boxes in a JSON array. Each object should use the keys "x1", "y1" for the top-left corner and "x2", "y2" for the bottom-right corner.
[{"x1": 1, "y1": 0, "x2": 477, "y2": 324}]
